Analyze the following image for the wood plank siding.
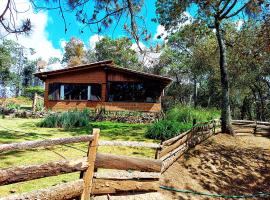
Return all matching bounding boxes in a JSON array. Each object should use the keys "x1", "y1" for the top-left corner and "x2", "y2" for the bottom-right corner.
[{"x1": 35, "y1": 60, "x2": 172, "y2": 112}]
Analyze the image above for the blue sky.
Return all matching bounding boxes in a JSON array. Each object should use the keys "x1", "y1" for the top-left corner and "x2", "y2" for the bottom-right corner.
[{"x1": 43, "y1": 1, "x2": 160, "y2": 50}]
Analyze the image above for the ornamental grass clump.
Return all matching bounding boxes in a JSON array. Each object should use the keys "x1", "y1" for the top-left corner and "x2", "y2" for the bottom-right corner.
[
  {"x1": 39, "y1": 109, "x2": 91, "y2": 129},
  {"x1": 145, "y1": 104, "x2": 220, "y2": 140}
]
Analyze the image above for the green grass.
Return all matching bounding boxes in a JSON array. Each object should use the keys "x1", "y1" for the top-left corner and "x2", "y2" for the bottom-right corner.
[{"x1": 0, "y1": 118, "x2": 155, "y2": 197}]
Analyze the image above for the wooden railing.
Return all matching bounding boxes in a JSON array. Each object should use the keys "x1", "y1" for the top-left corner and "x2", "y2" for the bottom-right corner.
[
  {"x1": 157, "y1": 119, "x2": 221, "y2": 173},
  {"x1": 0, "y1": 129, "x2": 162, "y2": 200},
  {"x1": 0, "y1": 119, "x2": 225, "y2": 199},
  {"x1": 232, "y1": 120, "x2": 270, "y2": 136}
]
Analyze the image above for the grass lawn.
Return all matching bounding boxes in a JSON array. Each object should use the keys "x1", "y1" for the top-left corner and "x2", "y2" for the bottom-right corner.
[{"x1": 0, "y1": 117, "x2": 157, "y2": 197}]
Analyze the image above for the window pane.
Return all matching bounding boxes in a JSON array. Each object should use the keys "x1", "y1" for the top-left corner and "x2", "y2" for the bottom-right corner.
[
  {"x1": 64, "y1": 84, "x2": 88, "y2": 100},
  {"x1": 90, "y1": 84, "x2": 101, "y2": 101},
  {"x1": 48, "y1": 83, "x2": 101, "y2": 101},
  {"x1": 48, "y1": 83, "x2": 60, "y2": 100},
  {"x1": 108, "y1": 82, "x2": 161, "y2": 103}
]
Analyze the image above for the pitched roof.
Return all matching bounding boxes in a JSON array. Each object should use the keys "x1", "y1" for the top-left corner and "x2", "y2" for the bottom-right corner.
[{"x1": 34, "y1": 60, "x2": 173, "y2": 85}]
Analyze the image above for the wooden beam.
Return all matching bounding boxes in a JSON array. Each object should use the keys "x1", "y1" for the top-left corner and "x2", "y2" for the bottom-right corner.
[
  {"x1": 94, "y1": 171, "x2": 160, "y2": 180},
  {"x1": 2, "y1": 178, "x2": 159, "y2": 200},
  {"x1": 91, "y1": 179, "x2": 159, "y2": 194},
  {"x1": 0, "y1": 135, "x2": 94, "y2": 153},
  {"x1": 98, "y1": 140, "x2": 161, "y2": 149},
  {"x1": 95, "y1": 153, "x2": 162, "y2": 172},
  {"x1": 162, "y1": 130, "x2": 190, "y2": 146},
  {"x1": 2, "y1": 180, "x2": 84, "y2": 200},
  {"x1": 161, "y1": 143, "x2": 188, "y2": 173},
  {"x1": 81, "y1": 129, "x2": 99, "y2": 200},
  {"x1": 0, "y1": 158, "x2": 88, "y2": 186},
  {"x1": 159, "y1": 134, "x2": 188, "y2": 158}
]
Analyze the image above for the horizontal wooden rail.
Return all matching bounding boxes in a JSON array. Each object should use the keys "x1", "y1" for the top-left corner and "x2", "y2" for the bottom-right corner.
[
  {"x1": 2, "y1": 178, "x2": 159, "y2": 200},
  {"x1": 96, "y1": 153, "x2": 162, "y2": 172},
  {"x1": 94, "y1": 171, "x2": 160, "y2": 180},
  {"x1": 0, "y1": 135, "x2": 94, "y2": 153},
  {"x1": 0, "y1": 153, "x2": 162, "y2": 186},
  {"x1": 98, "y1": 140, "x2": 161, "y2": 149},
  {"x1": 92, "y1": 179, "x2": 159, "y2": 194},
  {"x1": 2, "y1": 179, "x2": 84, "y2": 200},
  {"x1": 162, "y1": 130, "x2": 190, "y2": 146}
]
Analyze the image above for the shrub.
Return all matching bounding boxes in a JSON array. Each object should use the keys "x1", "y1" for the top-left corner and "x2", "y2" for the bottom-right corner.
[
  {"x1": 24, "y1": 86, "x2": 45, "y2": 97},
  {"x1": 39, "y1": 109, "x2": 91, "y2": 129},
  {"x1": 6, "y1": 102, "x2": 21, "y2": 110},
  {"x1": 145, "y1": 104, "x2": 220, "y2": 140},
  {"x1": 145, "y1": 120, "x2": 192, "y2": 140}
]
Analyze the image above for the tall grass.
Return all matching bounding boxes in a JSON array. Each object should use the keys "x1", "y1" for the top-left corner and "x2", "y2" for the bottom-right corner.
[
  {"x1": 166, "y1": 105, "x2": 220, "y2": 123},
  {"x1": 38, "y1": 109, "x2": 91, "y2": 129},
  {"x1": 145, "y1": 104, "x2": 220, "y2": 140}
]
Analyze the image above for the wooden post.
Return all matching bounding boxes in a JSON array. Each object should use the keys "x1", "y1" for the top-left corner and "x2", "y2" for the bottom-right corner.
[
  {"x1": 80, "y1": 129, "x2": 100, "y2": 200},
  {"x1": 32, "y1": 92, "x2": 37, "y2": 112}
]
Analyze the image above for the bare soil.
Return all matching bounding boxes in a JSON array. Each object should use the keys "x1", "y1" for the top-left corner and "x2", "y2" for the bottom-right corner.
[{"x1": 160, "y1": 134, "x2": 270, "y2": 200}]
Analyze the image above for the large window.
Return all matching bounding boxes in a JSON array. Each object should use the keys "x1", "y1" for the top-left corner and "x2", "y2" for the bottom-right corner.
[
  {"x1": 48, "y1": 83, "x2": 101, "y2": 101},
  {"x1": 107, "y1": 82, "x2": 161, "y2": 103}
]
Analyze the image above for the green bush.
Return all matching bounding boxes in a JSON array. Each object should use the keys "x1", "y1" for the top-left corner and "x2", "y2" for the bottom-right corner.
[
  {"x1": 145, "y1": 120, "x2": 192, "y2": 140},
  {"x1": 145, "y1": 104, "x2": 220, "y2": 140},
  {"x1": 6, "y1": 102, "x2": 21, "y2": 110},
  {"x1": 24, "y1": 86, "x2": 44, "y2": 97},
  {"x1": 38, "y1": 109, "x2": 91, "y2": 129}
]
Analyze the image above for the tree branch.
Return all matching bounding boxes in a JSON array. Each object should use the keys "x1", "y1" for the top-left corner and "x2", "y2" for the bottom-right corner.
[
  {"x1": 220, "y1": 0, "x2": 238, "y2": 19},
  {"x1": 225, "y1": 1, "x2": 251, "y2": 19}
]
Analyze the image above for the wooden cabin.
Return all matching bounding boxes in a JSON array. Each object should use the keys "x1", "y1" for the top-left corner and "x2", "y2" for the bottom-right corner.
[{"x1": 35, "y1": 60, "x2": 172, "y2": 112}]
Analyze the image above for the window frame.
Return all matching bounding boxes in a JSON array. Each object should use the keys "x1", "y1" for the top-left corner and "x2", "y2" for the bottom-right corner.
[
  {"x1": 47, "y1": 83, "x2": 102, "y2": 102},
  {"x1": 107, "y1": 81, "x2": 161, "y2": 103}
]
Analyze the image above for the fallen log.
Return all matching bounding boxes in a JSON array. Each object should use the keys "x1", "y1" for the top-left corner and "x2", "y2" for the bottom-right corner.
[
  {"x1": 0, "y1": 153, "x2": 162, "y2": 186},
  {"x1": 98, "y1": 140, "x2": 161, "y2": 149},
  {"x1": 1, "y1": 179, "x2": 84, "y2": 200},
  {"x1": 0, "y1": 135, "x2": 94, "y2": 153},
  {"x1": 92, "y1": 179, "x2": 159, "y2": 194}
]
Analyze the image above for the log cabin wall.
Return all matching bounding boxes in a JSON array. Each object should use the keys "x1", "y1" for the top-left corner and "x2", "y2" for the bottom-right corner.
[{"x1": 43, "y1": 65, "x2": 163, "y2": 112}]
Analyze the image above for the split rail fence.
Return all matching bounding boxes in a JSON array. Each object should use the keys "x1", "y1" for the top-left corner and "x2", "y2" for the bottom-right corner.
[
  {"x1": 0, "y1": 119, "x2": 222, "y2": 200},
  {"x1": 232, "y1": 120, "x2": 270, "y2": 137},
  {"x1": 0, "y1": 129, "x2": 162, "y2": 200}
]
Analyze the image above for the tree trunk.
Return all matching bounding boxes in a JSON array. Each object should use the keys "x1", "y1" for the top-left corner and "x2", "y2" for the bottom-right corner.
[
  {"x1": 215, "y1": 20, "x2": 234, "y2": 135},
  {"x1": 193, "y1": 76, "x2": 198, "y2": 107}
]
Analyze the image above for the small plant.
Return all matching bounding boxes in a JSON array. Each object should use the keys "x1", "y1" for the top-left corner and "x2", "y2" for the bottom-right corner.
[
  {"x1": 6, "y1": 102, "x2": 21, "y2": 110},
  {"x1": 38, "y1": 109, "x2": 91, "y2": 129}
]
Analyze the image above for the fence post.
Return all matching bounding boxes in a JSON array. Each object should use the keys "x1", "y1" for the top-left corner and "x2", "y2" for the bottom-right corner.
[
  {"x1": 32, "y1": 92, "x2": 37, "y2": 112},
  {"x1": 80, "y1": 128, "x2": 100, "y2": 200}
]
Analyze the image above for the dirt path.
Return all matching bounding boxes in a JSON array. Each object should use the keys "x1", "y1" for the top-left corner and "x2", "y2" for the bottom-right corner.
[{"x1": 160, "y1": 134, "x2": 270, "y2": 200}]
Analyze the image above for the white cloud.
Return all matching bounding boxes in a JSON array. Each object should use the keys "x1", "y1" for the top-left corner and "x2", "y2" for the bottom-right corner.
[
  {"x1": 89, "y1": 34, "x2": 104, "y2": 49},
  {"x1": 154, "y1": 11, "x2": 192, "y2": 41},
  {"x1": 131, "y1": 41, "x2": 146, "y2": 52},
  {"x1": 60, "y1": 39, "x2": 67, "y2": 49},
  {"x1": 0, "y1": 0, "x2": 62, "y2": 62},
  {"x1": 154, "y1": 25, "x2": 168, "y2": 40},
  {"x1": 236, "y1": 20, "x2": 244, "y2": 30}
]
